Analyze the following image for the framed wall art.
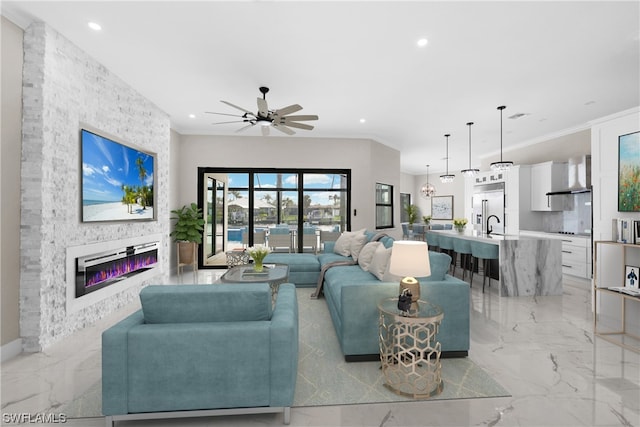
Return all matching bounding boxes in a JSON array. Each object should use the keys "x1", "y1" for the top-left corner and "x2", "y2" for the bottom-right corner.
[
  {"x1": 625, "y1": 265, "x2": 639, "y2": 289},
  {"x1": 618, "y1": 131, "x2": 640, "y2": 212},
  {"x1": 431, "y1": 195, "x2": 453, "y2": 220}
]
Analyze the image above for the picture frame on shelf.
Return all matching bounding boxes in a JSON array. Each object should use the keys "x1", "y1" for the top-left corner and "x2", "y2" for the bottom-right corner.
[
  {"x1": 625, "y1": 265, "x2": 639, "y2": 289},
  {"x1": 431, "y1": 195, "x2": 453, "y2": 220}
]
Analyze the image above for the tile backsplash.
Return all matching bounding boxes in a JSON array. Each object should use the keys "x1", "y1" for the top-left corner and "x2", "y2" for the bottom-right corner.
[{"x1": 541, "y1": 192, "x2": 592, "y2": 234}]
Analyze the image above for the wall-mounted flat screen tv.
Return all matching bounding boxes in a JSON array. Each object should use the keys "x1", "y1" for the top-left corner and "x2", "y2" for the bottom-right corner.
[{"x1": 81, "y1": 128, "x2": 156, "y2": 223}]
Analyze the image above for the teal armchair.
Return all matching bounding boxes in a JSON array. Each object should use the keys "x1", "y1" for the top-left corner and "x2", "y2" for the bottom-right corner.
[{"x1": 102, "y1": 283, "x2": 298, "y2": 425}]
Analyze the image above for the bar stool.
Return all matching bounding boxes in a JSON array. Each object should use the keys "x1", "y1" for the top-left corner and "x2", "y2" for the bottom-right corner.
[
  {"x1": 425, "y1": 231, "x2": 439, "y2": 252},
  {"x1": 437, "y1": 234, "x2": 455, "y2": 274},
  {"x1": 470, "y1": 241, "x2": 499, "y2": 292},
  {"x1": 452, "y1": 237, "x2": 472, "y2": 281}
]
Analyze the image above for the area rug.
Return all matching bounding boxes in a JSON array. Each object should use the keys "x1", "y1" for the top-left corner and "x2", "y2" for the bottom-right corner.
[{"x1": 62, "y1": 288, "x2": 509, "y2": 418}]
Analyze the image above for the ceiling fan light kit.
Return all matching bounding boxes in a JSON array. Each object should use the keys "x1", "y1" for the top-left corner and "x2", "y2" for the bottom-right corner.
[
  {"x1": 490, "y1": 105, "x2": 514, "y2": 172},
  {"x1": 461, "y1": 121, "x2": 480, "y2": 177},
  {"x1": 420, "y1": 164, "x2": 436, "y2": 198},
  {"x1": 206, "y1": 86, "x2": 318, "y2": 136},
  {"x1": 439, "y1": 134, "x2": 455, "y2": 183}
]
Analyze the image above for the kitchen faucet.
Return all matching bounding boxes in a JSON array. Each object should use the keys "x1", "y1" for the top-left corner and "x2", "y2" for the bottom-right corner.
[{"x1": 486, "y1": 215, "x2": 501, "y2": 235}]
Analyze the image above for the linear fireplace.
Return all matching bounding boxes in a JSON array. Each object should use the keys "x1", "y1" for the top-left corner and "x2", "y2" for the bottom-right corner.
[
  {"x1": 66, "y1": 234, "x2": 163, "y2": 314},
  {"x1": 76, "y1": 241, "x2": 159, "y2": 298}
]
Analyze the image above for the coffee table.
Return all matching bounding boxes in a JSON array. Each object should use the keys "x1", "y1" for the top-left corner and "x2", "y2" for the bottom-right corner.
[
  {"x1": 220, "y1": 264, "x2": 289, "y2": 297},
  {"x1": 378, "y1": 297, "x2": 444, "y2": 398}
]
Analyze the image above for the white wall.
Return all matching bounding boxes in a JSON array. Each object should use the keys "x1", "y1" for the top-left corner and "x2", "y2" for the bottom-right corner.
[
  {"x1": 175, "y1": 134, "x2": 402, "y2": 240},
  {"x1": 401, "y1": 172, "x2": 467, "y2": 223},
  {"x1": 591, "y1": 107, "x2": 640, "y2": 241}
]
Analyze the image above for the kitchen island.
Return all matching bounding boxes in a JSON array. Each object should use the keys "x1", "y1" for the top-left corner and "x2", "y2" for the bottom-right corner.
[{"x1": 428, "y1": 230, "x2": 562, "y2": 297}]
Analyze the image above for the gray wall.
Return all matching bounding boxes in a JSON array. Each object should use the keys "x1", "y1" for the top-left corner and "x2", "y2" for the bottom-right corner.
[
  {"x1": 174, "y1": 133, "x2": 402, "y2": 234},
  {"x1": 18, "y1": 23, "x2": 171, "y2": 351},
  {"x1": 1, "y1": 17, "x2": 23, "y2": 350}
]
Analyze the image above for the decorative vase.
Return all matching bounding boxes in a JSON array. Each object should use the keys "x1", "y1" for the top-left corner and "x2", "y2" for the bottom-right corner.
[
  {"x1": 253, "y1": 258, "x2": 264, "y2": 272},
  {"x1": 455, "y1": 225, "x2": 465, "y2": 233}
]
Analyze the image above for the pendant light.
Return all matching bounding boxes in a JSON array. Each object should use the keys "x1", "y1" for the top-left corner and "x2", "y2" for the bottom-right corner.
[
  {"x1": 490, "y1": 105, "x2": 514, "y2": 171},
  {"x1": 439, "y1": 134, "x2": 455, "y2": 183},
  {"x1": 420, "y1": 164, "x2": 436, "y2": 198},
  {"x1": 461, "y1": 122, "x2": 479, "y2": 177}
]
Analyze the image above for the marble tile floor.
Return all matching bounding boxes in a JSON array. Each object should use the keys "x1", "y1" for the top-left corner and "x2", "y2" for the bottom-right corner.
[{"x1": 2, "y1": 271, "x2": 638, "y2": 427}]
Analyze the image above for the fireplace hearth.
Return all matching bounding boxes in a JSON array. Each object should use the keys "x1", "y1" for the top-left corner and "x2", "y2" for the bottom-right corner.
[{"x1": 75, "y1": 241, "x2": 159, "y2": 298}]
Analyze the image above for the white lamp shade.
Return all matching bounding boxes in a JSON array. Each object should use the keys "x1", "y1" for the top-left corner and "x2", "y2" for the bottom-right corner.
[{"x1": 389, "y1": 241, "x2": 431, "y2": 278}]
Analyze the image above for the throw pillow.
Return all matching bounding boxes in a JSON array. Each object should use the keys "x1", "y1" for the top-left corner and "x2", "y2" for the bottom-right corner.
[
  {"x1": 357, "y1": 241, "x2": 381, "y2": 271},
  {"x1": 369, "y1": 245, "x2": 392, "y2": 281},
  {"x1": 333, "y1": 228, "x2": 365, "y2": 257},
  {"x1": 350, "y1": 233, "x2": 368, "y2": 262}
]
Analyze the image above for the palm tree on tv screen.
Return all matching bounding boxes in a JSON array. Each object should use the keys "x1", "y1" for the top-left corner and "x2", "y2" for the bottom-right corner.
[{"x1": 136, "y1": 156, "x2": 147, "y2": 210}]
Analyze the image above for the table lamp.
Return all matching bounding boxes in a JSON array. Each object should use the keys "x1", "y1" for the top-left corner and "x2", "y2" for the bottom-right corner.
[{"x1": 388, "y1": 241, "x2": 431, "y2": 303}]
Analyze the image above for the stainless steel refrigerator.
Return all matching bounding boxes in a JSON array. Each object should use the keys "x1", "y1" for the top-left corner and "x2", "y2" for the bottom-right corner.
[{"x1": 472, "y1": 182, "x2": 505, "y2": 235}]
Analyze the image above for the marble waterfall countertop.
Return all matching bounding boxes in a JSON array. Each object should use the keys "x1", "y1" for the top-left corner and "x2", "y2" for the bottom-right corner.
[{"x1": 427, "y1": 229, "x2": 563, "y2": 297}]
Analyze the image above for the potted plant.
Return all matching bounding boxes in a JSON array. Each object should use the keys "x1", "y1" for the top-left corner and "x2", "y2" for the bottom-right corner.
[
  {"x1": 422, "y1": 215, "x2": 432, "y2": 228},
  {"x1": 170, "y1": 203, "x2": 205, "y2": 265},
  {"x1": 246, "y1": 245, "x2": 271, "y2": 272},
  {"x1": 405, "y1": 204, "x2": 419, "y2": 228},
  {"x1": 453, "y1": 218, "x2": 468, "y2": 233}
]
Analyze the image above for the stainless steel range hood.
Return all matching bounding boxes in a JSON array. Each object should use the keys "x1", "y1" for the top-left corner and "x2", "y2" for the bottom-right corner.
[{"x1": 546, "y1": 155, "x2": 591, "y2": 195}]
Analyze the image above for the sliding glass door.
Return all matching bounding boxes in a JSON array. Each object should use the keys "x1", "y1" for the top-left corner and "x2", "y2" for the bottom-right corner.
[{"x1": 198, "y1": 168, "x2": 351, "y2": 267}]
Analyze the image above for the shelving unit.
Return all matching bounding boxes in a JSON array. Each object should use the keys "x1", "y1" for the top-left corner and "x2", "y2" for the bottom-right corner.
[{"x1": 593, "y1": 240, "x2": 640, "y2": 353}]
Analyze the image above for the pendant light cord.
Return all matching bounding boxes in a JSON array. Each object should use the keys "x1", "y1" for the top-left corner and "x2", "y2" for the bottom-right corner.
[
  {"x1": 467, "y1": 122, "x2": 473, "y2": 168},
  {"x1": 500, "y1": 108, "x2": 503, "y2": 162}
]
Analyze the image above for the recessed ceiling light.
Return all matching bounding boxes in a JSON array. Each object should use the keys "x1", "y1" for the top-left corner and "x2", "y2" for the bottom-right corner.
[
  {"x1": 189, "y1": 114, "x2": 196, "y2": 119},
  {"x1": 359, "y1": 118, "x2": 366, "y2": 123},
  {"x1": 417, "y1": 38, "x2": 428, "y2": 47},
  {"x1": 88, "y1": 22, "x2": 102, "y2": 31}
]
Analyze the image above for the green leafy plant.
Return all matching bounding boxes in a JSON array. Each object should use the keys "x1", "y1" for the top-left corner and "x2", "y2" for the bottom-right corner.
[
  {"x1": 405, "y1": 204, "x2": 419, "y2": 225},
  {"x1": 453, "y1": 217, "x2": 468, "y2": 232},
  {"x1": 170, "y1": 203, "x2": 205, "y2": 244},
  {"x1": 422, "y1": 215, "x2": 432, "y2": 225}
]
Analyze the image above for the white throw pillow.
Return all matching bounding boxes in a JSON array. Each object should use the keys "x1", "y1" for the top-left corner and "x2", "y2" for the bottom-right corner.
[
  {"x1": 350, "y1": 233, "x2": 368, "y2": 262},
  {"x1": 333, "y1": 229, "x2": 365, "y2": 257},
  {"x1": 357, "y1": 241, "x2": 381, "y2": 271},
  {"x1": 369, "y1": 245, "x2": 392, "y2": 281}
]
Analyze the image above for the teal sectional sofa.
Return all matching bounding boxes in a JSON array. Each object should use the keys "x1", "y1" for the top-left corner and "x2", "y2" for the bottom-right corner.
[
  {"x1": 266, "y1": 231, "x2": 470, "y2": 361},
  {"x1": 102, "y1": 283, "x2": 298, "y2": 425}
]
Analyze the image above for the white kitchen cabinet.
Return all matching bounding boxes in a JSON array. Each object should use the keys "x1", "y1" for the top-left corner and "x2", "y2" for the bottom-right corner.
[
  {"x1": 519, "y1": 230, "x2": 592, "y2": 279},
  {"x1": 530, "y1": 161, "x2": 567, "y2": 211}
]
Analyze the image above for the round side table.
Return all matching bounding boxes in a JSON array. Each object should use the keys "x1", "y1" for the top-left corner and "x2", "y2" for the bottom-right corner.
[{"x1": 377, "y1": 298, "x2": 444, "y2": 398}]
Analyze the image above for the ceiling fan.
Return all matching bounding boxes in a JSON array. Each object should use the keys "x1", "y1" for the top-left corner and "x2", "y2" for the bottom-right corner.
[{"x1": 206, "y1": 87, "x2": 319, "y2": 136}]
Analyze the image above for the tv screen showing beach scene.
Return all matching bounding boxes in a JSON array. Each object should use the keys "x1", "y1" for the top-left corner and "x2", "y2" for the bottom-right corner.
[{"x1": 81, "y1": 128, "x2": 156, "y2": 222}]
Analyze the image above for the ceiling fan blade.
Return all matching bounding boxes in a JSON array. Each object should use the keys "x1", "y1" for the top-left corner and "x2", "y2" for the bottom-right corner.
[
  {"x1": 261, "y1": 126, "x2": 270, "y2": 137},
  {"x1": 274, "y1": 104, "x2": 302, "y2": 116},
  {"x1": 211, "y1": 120, "x2": 250, "y2": 125},
  {"x1": 283, "y1": 122, "x2": 314, "y2": 131},
  {"x1": 257, "y1": 98, "x2": 269, "y2": 117},
  {"x1": 221, "y1": 100, "x2": 253, "y2": 114},
  {"x1": 281, "y1": 114, "x2": 319, "y2": 122},
  {"x1": 235, "y1": 123, "x2": 255, "y2": 133},
  {"x1": 205, "y1": 111, "x2": 246, "y2": 118},
  {"x1": 272, "y1": 124, "x2": 295, "y2": 135}
]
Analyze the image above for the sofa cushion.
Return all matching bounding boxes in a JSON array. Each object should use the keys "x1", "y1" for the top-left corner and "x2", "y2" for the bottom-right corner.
[
  {"x1": 369, "y1": 245, "x2": 392, "y2": 281},
  {"x1": 333, "y1": 229, "x2": 365, "y2": 257},
  {"x1": 264, "y1": 253, "x2": 320, "y2": 272},
  {"x1": 417, "y1": 251, "x2": 452, "y2": 281},
  {"x1": 357, "y1": 241, "x2": 381, "y2": 271},
  {"x1": 317, "y1": 252, "x2": 353, "y2": 267},
  {"x1": 349, "y1": 233, "x2": 368, "y2": 262},
  {"x1": 140, "y1": 283, "x2": 272, "y2": 324}
]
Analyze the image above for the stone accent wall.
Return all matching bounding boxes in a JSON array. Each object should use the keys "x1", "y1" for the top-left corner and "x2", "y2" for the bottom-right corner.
[{"x1": 20, "y1": 23, "x2": 170, "y2": 351}]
